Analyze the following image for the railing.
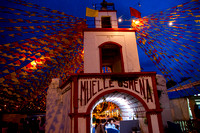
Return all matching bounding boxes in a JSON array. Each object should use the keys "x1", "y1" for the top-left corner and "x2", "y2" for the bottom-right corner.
[
  {"x1": 93, "y1": 2, "x2": 115, "y2": 11},
  {"x1": 85, "y1": 19, "x2": 132, "y2": 28},
  {"x1": 175, "y1": 120, "x2": 200, "y2": 133}
]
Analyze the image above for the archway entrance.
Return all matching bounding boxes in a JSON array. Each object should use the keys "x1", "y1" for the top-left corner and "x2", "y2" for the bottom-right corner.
[
  {"x1": 90, "y1": 92, "x2": 148, "y2": 133},
  {"x1": 60, "y1": 72, "x2": 163, "y2": 133}
]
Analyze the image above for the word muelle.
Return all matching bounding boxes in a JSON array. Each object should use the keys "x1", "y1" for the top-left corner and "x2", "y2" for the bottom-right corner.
[{"x1": 79, "y1": 77, "x2": 154, "y2": 106}]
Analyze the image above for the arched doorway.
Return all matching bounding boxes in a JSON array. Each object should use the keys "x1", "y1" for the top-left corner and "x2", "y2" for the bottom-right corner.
[
  {"x1": 99, "y1": 42, "x2": 124, "y2": 73},
  {"x1": 85, "y1": 86, "x2": 154, "y2": 133},
  {"x1": 62, "y1": 72, "x2": 163, "y2": 133},
  {"x1": 90, "y1": 91, "x2": 149, "y2": 133}
]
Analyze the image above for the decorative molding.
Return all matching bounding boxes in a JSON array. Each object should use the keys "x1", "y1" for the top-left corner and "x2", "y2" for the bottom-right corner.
[{"x1": 84, "y1": 28, "x2": 136, "y2": 32}]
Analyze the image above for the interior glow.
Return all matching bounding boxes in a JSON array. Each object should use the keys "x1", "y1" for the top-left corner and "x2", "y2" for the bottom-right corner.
[
  {"x1": 91, "y1": 96, "x2": 135, "y2": 120},
  {"x1": 90, "y1": 93, "x2": 145, "y2": 133},
  {"x1": 106, "y1": 97, "x2": 134, "y2": 120}
]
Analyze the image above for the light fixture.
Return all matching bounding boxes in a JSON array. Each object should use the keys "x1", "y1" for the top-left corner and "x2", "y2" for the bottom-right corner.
[
  {"x1": 132, "y1": 20, "x2": 139, "y2": 24},
  {"x1": 135, "y1": 20, "x2": 140, "y2": 24},
  {"x1": 118, "y1": 18, "x2": 122, "y2": 22},
  {"x1": 169, "y1": 22, "x2": 173, "y2": 26}
]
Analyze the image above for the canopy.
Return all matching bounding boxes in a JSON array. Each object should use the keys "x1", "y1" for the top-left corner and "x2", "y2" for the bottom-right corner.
[{"x1": 0, "y1": 0, "x2": 199, "y2": 112}]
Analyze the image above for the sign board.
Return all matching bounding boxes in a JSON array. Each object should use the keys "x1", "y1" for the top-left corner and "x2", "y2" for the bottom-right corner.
[{"x1": 78, "y1": 76, "x2": 156, "y2": 111}]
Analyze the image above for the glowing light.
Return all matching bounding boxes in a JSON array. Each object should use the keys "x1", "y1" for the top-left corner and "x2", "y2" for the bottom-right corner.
[
  {"x1": 81, "y1": 50, "x2": 84, "y2": 58},
  {"x1": 92, "y1": 96, "x2": 135, "y2": 120},
  {"x1": 169, "y1": 22, "x2": 173, "y2": 26},
  {"x1": 135, "y1": 20, "x2": 140, "y2": 24},
  {"x1": 16, "y1": 105, "x2": 19, "y2": 108},
  {"x1": 31, "y1": 60, "x2": 37, "y2": 66},
  {"x1": 118, "y1": 18, "x2": 122, "y2": 22},
  {"x1": 27, "y1": 58, "x2": 46, "y2": 70},
  {"x1": 35, "y1": 58, "x2": 43, "y2": 65},
  {"x1": 4, "y1": 105, "x2": 6, "y2": 107},
  {"x1": 132, "y1": 20, "x2": 140, "y2": 25}
]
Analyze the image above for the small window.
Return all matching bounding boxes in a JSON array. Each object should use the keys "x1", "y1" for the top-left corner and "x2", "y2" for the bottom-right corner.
[
  {"x1": 101, "y1": 17, "x2": 111, "y2": 28},
  {"x1": 102, "y1": 66, "x2": 112, "y2": 73}
]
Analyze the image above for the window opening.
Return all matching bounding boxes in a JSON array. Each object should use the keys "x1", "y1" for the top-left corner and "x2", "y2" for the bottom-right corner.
[{"x1": 102, "y1": 17, "x2": 111, "y2": 28}]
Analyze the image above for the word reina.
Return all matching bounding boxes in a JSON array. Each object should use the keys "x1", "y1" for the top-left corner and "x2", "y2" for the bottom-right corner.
[{"x1": 79, "y1": 78, "x2": 153, "y2": 106}]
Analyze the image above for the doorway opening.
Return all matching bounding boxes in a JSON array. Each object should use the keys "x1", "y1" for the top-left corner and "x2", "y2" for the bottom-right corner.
[
  {"x1": 99, "y1": 42, "x2": 124, "y2": 73},
  {"x1": 101, "y1": 16, "x2": 111, "y2": 28},
  {"x1": 90, "y1": 92, "x2": 148, "y2": 133}
]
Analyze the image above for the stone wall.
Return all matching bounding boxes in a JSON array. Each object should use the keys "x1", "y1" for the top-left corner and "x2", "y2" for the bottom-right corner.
[{"x1": 46, "y1": 78, "x2": 71, "y2": 133}]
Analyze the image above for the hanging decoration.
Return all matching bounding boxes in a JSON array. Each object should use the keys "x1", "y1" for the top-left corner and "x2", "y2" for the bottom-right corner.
[
  {"x1": 0, "y1": 0, "x2": 86, "y2": 112},
  {"x1": 0, "y1": 0, "x2": 199, "y2": 112},
  {"x1": 133, "y1": 0, "x2": 200, "y2": 99}
]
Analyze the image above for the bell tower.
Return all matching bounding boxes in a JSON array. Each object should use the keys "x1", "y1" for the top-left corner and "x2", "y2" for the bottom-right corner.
[
  {"x1": 84, "y1": 0, "x2": 141, "y2": 73},
  {"x1": 47, "y1": 1, "x2": 164, "y2": 133},
  {"x1": 95, "y1": 0, "x2": 118, "y2": 28}
]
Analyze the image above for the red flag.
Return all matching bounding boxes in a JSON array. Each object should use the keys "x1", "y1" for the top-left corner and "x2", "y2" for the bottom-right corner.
[{"x1": 129, "y1": 7, "x2": 141, "y2": 18}]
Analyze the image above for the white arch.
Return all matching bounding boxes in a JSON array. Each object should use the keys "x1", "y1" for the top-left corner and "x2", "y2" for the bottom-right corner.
[{"x1": 91, "y1": 92, "x2": 145, "y2": 121}]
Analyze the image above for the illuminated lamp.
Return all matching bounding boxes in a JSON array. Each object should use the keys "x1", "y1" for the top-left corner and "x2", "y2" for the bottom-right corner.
[
  {"x1": 135, "y1": 20, "x2": 140, "y2": 24},
  {"x1": 132, "y1": 20, "x2": 140, "y2": 24},
  {"x1": 118, "y1": 18, "x2": 122, "y2": 22},
  {"x1": 81, "y1": 50, "x2": 84, "y2": 58},
  {"x1": 169, "y1": 22, "x2": 173, "y2": 26},
  {"x1": 31, "y1": 60, "x2": 37, "y2": 67}
]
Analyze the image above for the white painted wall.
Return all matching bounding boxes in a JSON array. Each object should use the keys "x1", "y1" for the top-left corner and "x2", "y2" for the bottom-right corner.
[
  {"x1": 156, "y1": 74, "x2": 173, "y2": 130},
  {"x1": 138, "y1": 118, "x2": 149, "y2": 133},
  {"x1": 46, "y1": 78, "x2": 71, "y2": 133},
  {"x1": 170, "y1": 98, "x2": 190, "y2": 121},
  {"x1": 150, "y1": 114, "x2": 160, "y2": 133},
  {"x1": 78, "y1": 118, "x2": 86, "y2": 133},
  {"x1": 84, "y1": 31, "x2": 141, "y2": 73},
  {"x1": 95, "y1": 11, "x2": 118, "y2": 28}
]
